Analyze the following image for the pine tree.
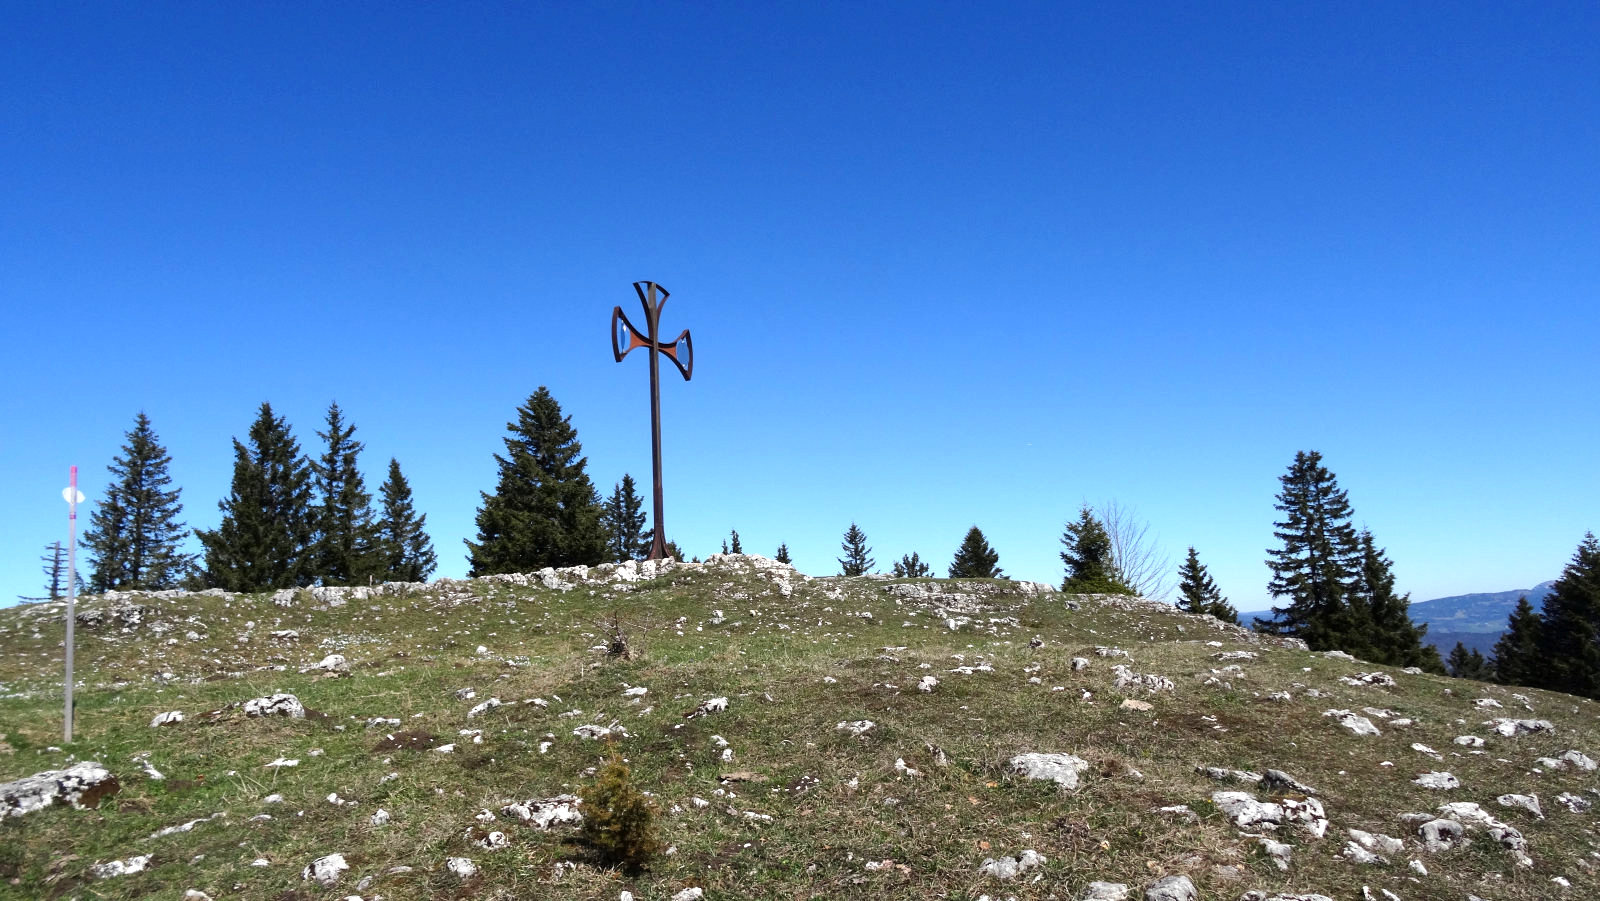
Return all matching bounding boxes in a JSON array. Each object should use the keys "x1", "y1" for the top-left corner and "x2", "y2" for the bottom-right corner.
[
  {"x1": 837, "y1": 522, "x2": 874, "y2": 576},
  {"x1": 467, "y1": 387, "x2": 607, "y2": 575},
  {"x1": 18, "y1": 542, "x2": 84, "y2": 602},
  {"x1": 372, "y1": 458, "x2": 436, "y2": 583},
  {"x1": 1061, "y1": 505, "x2": 1132, "y2": 594},
  {"x1": 1447, "y1": 642, "x2": 1494, "y2": 680},
  {"x1": 1532, "y1": 533, "x2": 1600, "y2": 699},
  {"x1": 600, "y1": 475, "x2": 648, "y2": 563},
  {"x1": 1175, "y1": 547, "x2": 1239, "y2": 625},
  {"x1": 892, "y1": 552, "x2": 931, "y2": 578},
  {"x1": 1492, "y1": 596, "x2": 1541, "y2": 687},
  {"x1": 82, "y1": 413, "x2": 195, "y2": 591},
  {"x1": 729, "y1": 530, "x2": 743, "y2": 555},
  {"x1": 774, "y1": 543, "x2": 791, "y2": 565},
  {"x1": 195, "y1": 403, "x2": 316, "y2": 591},
  {"x1": 311, "y1": 402, "x2": 376, "y2": 585},
  {"x1": 1257, "y1": 451, "x2": 1363, "y2": 651},
  {"x1": 1348, "y1": 530, "x2": 1443, "y2": 672},
  {"x1": 948, "y1": 526, "x2": 1003, "y2": 579}
]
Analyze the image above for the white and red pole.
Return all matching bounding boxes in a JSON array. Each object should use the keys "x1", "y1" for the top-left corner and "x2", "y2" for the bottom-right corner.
[{"x1": 63, "y1": 465, "x2": 81, "y2": 743}]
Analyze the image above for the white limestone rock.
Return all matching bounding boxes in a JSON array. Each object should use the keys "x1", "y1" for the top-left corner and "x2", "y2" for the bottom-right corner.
[
  {"x1": 1323, "y1": 709, "x2": 1381, "y2": 736},
  {"x1": 0, "y1": 761, "x2": 119, "y2": 817},
  {"x1": 150, "y1": 710, "x2": 184, "y2": 727},
  {"x1": 1484, "y1": 717, "x2": 1553, "y2": 736},
  {"x1": 1083, "y1": 881, "x2": 1130, "y2": 900},
  {"x1": 467, "y1": 698, "x2": 503, "y2": 718},
  {"x1": 1340, "y1": 672, "x2": 1396, "y2": 687},
  {"x1": 500, "y1": 794, "x2": 583, "y2": 829},
  {"x1": 1112, "y1": 664, "x2": 1175, "y2": 693},
  {"x1": 836, "y1": 720, "x2": 876, "y2": 737},
  {"x1": 1143, "y1": 874, "x2": 1197, "y2": 901},
  {"x1": 1413, "y1": 771, "x2": 1461, "y2": 790},
  {"x1": 978, "y1": 849, "x2": 1045, "y2": 879},
  {"x1": 1009, "y1": 752, "x2": 1090, "y2": 790},
  {"x1": 1211, "y1": 791, "x2": 1327, "y2": 838},
  {"x1": 243, "y1": 693, "x2": 306, "y2": 719},
  {"x1": 1453, "y1": 735, "x2": 1485, "y2": 747},
  {"x1": 302, "y1": 853, "x2": 349, "y2": 886},
  {"x1": 1258, "y1": 837, "x2": 1293, "y2": 871},
  {"x1": 1497, "y1": 794, "x2": 1543, "y2": 818},
  {"x1": 445, "y1": 857, "x2": 478, "y2": 879},
  {"x1": 91, "y1": 855, "x2": 152, "y2": 878},
  {"x1": 306, "y1": 654, "x2": 348, "y2": 673}
]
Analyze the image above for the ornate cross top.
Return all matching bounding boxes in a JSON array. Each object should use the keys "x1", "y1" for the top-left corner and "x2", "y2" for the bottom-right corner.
[{"x1": 611, "y1": 281, "x2": 694, "y2": 560}]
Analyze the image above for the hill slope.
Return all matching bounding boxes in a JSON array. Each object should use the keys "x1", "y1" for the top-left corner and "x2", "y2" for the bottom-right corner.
[{"x1": 1, "y1": 557, "x2": 1597, "y2": 901}]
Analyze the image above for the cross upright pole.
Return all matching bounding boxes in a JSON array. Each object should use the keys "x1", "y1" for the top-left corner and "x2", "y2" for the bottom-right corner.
[
  {"x1": 64, "y1": 465, "x2": 79, "y2": 743},
  {"x1": 611, "y1": 282, "x2": 694, "y2": 560}
]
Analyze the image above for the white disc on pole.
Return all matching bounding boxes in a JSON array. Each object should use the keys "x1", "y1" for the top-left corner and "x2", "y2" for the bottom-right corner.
[{"x1": 63, "y1": 487, "x2": 85, "y2": 504}]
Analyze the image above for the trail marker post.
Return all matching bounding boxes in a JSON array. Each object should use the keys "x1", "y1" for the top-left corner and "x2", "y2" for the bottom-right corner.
[
  {"x1": 611, "y1": 281, "x2": 694, "y2": 560},
  {"x1": 62, "y1": 466, "x2": 84, "y2": 743}
]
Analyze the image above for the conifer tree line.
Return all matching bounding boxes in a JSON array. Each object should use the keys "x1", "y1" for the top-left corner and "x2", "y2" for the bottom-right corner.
[
  {"x1": 60, "y1": 405, "x2": 437, "y2": 598},
  {"x1": 1459, "y1": 533, "x2": 1600, "y2": 699}
]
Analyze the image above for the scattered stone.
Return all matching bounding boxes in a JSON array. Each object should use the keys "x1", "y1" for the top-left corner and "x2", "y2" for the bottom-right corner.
[
  {"x1": 979, "y1": 849, "x2": 1046, "y2": 879},
  {"x1": 1413, "y1": 771, "x2": 1460, "y2": 790},
  {"x1": 1120, "y1": 698, "x2": 1153, "y2": 711},
  {"x1": 474, "y1": 829, "x2": 510, "y2": 850},
  {"x1": 1201, "y1": 767, "x2": 1263, "y2": 784},
  {"x1": 1417, "y1": 817, "x2": 1466, "y2": 852},
  {"x1": 467, "y1": 698, "x2": 503, "y2": 718},
  {"x1": 91, "y1": 855, "x2": 152, "y2": 878},
  {"x1": 1323, "y1": 709, "x2": 1381, "y2": 736},
  {"x1": 306, "y1": 653, "x2": 348, "y2": 673},
  {"x1": 150, "y1": 811, "x2": 225, "y2": 839},
  {"x1": 1498, "y1": 793, "x2": 1543, "y2": 817},
  {"x1": 671, "y1": 889, "x2": 704, "y2": 901},
  {"x1": 1156, "y1": 804, "x2": 1199, "y2": 823},
  {"x1": 1340, "y1": 672, "x2": 1396, "y2": 687},
  {"x1": 1347, "y1": 828, "x2": 1404, "y2": 856},
  {"x1": 150, "y1": 711, "x2": 184, "y2": 727},
  {"x1": 622, "y1": 686, "x2": 648, "y2": 698},
  {"x1": 501, "y1": 794, "x2": 583, "y2": 829},
  {"x1": 836, "y1": 720, "x2": 876, "y2": 737},
  {"x1": 1323, "y1": 650, "x2": 1357, "y2": 660},
  {"x1": 1474, "y1": 698, "x2": 1503, "y2": 709},
  {"x1": 1009, "y1": 752, "x2": 1090, "y2": 790},
  {"x1": 0, "y1": 761, "x2": 120, "y2": 817},
  {"x1": 1342, "y1": 841, "x2": 1382, "y2": 865},
  {"x1": 1259, "y1": 837, "x2": 1292, "y2": 870},
  {"x1": 1071, "y1": 657, "x2": 1090, "y2": 670},
  {"x1": 1484, "y1": 717, "x2": 1553, "y2": 736},
  {"x1": 1211, "y1": 791, "x2": 1328, "y2": 838},
  {"x1": 445, "y1": 857, "x2": 478, "y2": 879},
  {"x1": 1453, "y1": 735, "x2": 1484, "y2": 747},
  {"x1": 687, "y1": 697, "x2": 728, "y2": 718},
  {"x1": 1239, "y1": 893, "x2": 1334, "y2": 901},
  {"x1": 371, "y1": 808, "x2": 390, "y2": 826},
  {"x1": 1082, "y1": 882, "x2": 1130, "y2": 901},
  {"x1": 1555, "y1": 792, "x2": 1592, "y2": 813},
  {"x1": 302, "y1": 853, "x2": 349, "y2": 886},
  {"x1": 1143, "y1": 874, "x2": 1197, "y2": 901},
  {"x1": 1545, "y1": 750, "x2": 1597, "y2": 771},
  {"x1": 918, "y1": 675, "x2": 939, "y2": 692},
  {"x1": 1260, "y1": 769, "x2": 1317, "y2": 795},
  {"x1": 1112, "y1": 664, "x2": 1174, "y2": 693},
  {"x1": 243, "y1": 693, "x2": 306, "y2": 719}
]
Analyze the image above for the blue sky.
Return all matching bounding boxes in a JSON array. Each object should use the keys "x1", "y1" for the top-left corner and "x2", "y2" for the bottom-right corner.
[{"x1": 3, "y1": 2, "x2": 1596, "y2": 610}]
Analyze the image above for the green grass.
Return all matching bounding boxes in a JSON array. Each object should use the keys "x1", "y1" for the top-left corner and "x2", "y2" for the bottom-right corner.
[{"x1": 1, "y1": 559, "x2": 1597, "y2": 900}]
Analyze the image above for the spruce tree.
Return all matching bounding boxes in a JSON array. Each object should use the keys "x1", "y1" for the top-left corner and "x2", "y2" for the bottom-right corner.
[
  {"x1": 82, "y1": 413, "x2": 195, "y2": 591},
  {"x1": 729, "y1": 530, "x2": 743, "y2": 555},
  {"x1": 1447, "y1": 642, "x2": 1494, "y2": 680},
  {"x1": 373, "y1": 458, "x2": 436, "y2": 582},
  {"x1": 948, "y1": 526, "x2": 1003, "y2": 579},
  {"x1": 311, "y1": 402, "x2": 376, "y2": 585},
  {"x1": 195, "y1": 403, "x2": 316, "y2": 591},
  {"x1": 1061, "y1": 505, "x2": 1132, "y2": 594},
  {"x1": 1257, "y1": 451, "x2": 1362, "y2": 651},
  {"x1": 466, "y1": 387, "x2": 607, "y2": 575},
  {"x1": 1349, "y1": 530, "x2": 1443, "y2": 672},
  {"x1": 892, "y1": 552, "x2": 931, "y2": 578},
  {"x1": 1532, "y1": 533, "x2": 1600, "y2": 699},
  {"x1": 774, "y1": 543, "x2": 791, "y2": 565},
  {"x1": 600, "y1": 475, "x2": 648, "y2": 563},
  {"x1": 1175, "y1": 547, "x2": 1239, "y2": 625},
  {"x1": 837, "y1": 522, "x2": 874, "y2": 576},
  {"x1": 1492, "y1": 596, "x2": 1541, "y2": 687},
  {"x1": 19, "y1": 542, "x2": 84, "y2": 602}
]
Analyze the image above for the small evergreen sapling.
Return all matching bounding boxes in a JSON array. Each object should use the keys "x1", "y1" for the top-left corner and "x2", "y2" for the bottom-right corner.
[
  {"x1": 892, "y1": 552, "x2": 931, "y2": 578},
  {"x1": 774, "y1": 543, "x2": 791, "y2": 564},
  {"x1": 579, "y1": 750, "x2": 662, "y2": 871},
  {"x1": 948, "y1": 526, "x2": 1003, "y2": 579},
  {"x1": 729, "y1": 530, "x2": 742, "y2": 554},
  {"x1": 837, "y1": 522, "x2": 874, "y2": 576},
  {"x1": 1176, "y1": 547, "x2": 1238, "y2": 625},
  {"x1": 18, "y1": 542, "x2": 83, "y2": 602},
  {"x1": 1060, "y1": 505, "x2": 1132, "y2": 595}
]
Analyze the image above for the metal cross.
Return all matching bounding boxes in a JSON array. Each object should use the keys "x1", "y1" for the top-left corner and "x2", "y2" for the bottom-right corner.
[{"x1": 611, "y1": 281, "x2": 694, "y2": 560}]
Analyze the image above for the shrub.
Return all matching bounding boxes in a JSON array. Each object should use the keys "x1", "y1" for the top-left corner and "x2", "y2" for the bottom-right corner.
[{"x1": 579, "y1": 751, "x2": 662, "y2": 870}]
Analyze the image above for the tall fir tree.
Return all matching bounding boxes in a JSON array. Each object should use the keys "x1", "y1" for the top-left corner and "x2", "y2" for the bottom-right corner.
[
  {"x1": 1257, "y1": 451, "x2": 1363, "y2": 651},
  {"x1": 837, "y1": 522, "x2": 874, "y2": 576},
  {"x1": 729, "y1": 530, "x2": 743, "y2": 555},
  {"x1": 311, "y1": 402, "x2": 376, "y2": 585},
  {"x1": 1348, "y1": 530, "x2": 1443, "y2": 672},
  {"x1": 1447, "y1": 642, "x2": 1495, "y2": 680},
  {"x1": 18, "y1": 542, "x2": 84, "y2": 601},
  {"x1": 1061, "y1": 505, "x2": 1132, "y2": 594},
  {"x1": 466, "y1": 387, "x2": 607, "y2": 575},
  {"x1": 195, "y1": 403, "x2": 316, "y2": 591},
  {"x1": 1531, "y1": 533, "x2": 1600, "y2": 699},
  {"x1": 1175, "y1": 547, "x2": 1239, "y2": 625},
  {"x1": 774, "y1": 543, "x2": 791, "y2": 565},
  {"x1": 82, "y1": 412, "x2": 195, "y2": 591},
  {"x1": 1492, "y1": 596, "x2": 1541, "y2": 687},
  {"x1": 600, "y1": 475, "x2": 648, "y2": 563},
  {"x1": 892, "y1": 552, "x2": 931, "y2": 578},
  {"x1": 373, "y1": 458, "x2": 437, "y2": 583},
  {"x1": 948, "y1": 526, "x2": 1003, "y2": 579}
]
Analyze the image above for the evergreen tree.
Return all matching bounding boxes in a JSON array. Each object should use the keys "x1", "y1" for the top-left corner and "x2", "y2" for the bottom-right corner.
[
  {"x1": 892, "y1": 552, "x2": 931, "y2": 578},
  {"x1": 837, "y1": 522, "x2": 874, "y2": 576},
  {"x1": 1447, "y1": 642, "x2": 1494, "y2": 681},
  {"x1": 1175, "y1": 547, "x2": 1239, "y2": 625},
  {"x1": 729, "y1": 530, "x2": 743, "y2": 555},
  {"x1": 1348, "y1": 530, "x2": 1443, "y2": 672},
  {"x1": 1491, "y1": 596, "x2": 1541, "y2": 687},
  {"x1": 195, "y1": 403, "x2": 316, "y2": 591},
  {"x1": 372, "y1": 458, "x2": 436, "y2": 583},
  {"x1": 19, "y1": 542, "x2": 84, "y2": 602},
  {"x1": 1532, "y1": 533, "x2": 1600, "y2": 699},
  {"x1": 467, "y1": 387, "x2": 607, "y2": 575},
  {"x1": 948, "y1": 526, "x2": 1003, "y2": 579},
  {"x1": 1256, "y1": 451, "x2": 1363, "y2": 651},
  {"x1": 640, "y1": 530, "x2": 684, "y2": 561},
  {"x1": 600, "y1": 475, "x2": 648, "y2": 563},
  {"x1": 311, "y1": 402, "x2": 376, "y2": 585},
  {"x1": 82, "y1": 412, "x2": 195, "y2": 591},
  {"x1": 1061, "y1": 505, "x2": 1132, "y2": 594},
  {"x1": 774, "y1": 543, "x2": 791, "y2": 565}
]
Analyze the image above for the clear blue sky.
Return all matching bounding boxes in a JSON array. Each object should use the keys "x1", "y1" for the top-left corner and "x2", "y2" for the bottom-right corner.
[{"x1": 3, "y1": 2, "x2": 1596, "y2": 610}]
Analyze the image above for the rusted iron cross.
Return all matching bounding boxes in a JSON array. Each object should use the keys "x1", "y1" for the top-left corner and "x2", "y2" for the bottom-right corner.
[{"x1": 611, "y1": 281, "x2": 694, "y2": 560}]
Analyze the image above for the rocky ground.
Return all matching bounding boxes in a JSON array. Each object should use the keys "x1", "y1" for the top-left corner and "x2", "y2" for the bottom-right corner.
[{"x1": 0, "y1": 555, "x2": 1597, "y2": 900}]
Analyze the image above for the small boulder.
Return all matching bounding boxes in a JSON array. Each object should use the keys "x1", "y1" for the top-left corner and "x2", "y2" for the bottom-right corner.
[
  {"x1": 1143, "y1": 874, "x2": 1197, "y2": 901},
  {"x1": 302, "y1": 853, "x2": 349, "y2": 886},
  {"x1": 150, "y1": 711, "x2": 184, "y2": 728},
  {"x1": 1009, "y1": 752, "x2": 1090, "y2": 790}
]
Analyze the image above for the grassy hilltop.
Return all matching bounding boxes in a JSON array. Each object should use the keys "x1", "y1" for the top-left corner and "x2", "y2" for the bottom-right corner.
[{"x1": 1, "y1": 556, "x2": 1597, "y2": 901}]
